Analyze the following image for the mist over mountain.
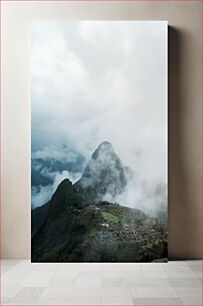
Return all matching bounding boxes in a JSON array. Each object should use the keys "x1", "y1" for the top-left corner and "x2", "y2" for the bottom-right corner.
[
  {"x1": 73, "y1": 141, "x2": 166, "y2": 224},
  {"x1": 74, "y1": 141, "x2": 131, "y2": 202},
  {"x1": 31, "y1": 141, "x2": 167, "y2": 223},
  {"x1": 32, "y1": 144, "x2": 85, "y2": 186},
  {"x1": 31, "y1": 144, "x2": 85, "y2": 208}
]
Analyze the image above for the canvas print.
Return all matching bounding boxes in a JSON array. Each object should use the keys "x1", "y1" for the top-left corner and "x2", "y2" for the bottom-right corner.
[{"x1": 31, "y1": 21, "x2": 168, "y2": 262}]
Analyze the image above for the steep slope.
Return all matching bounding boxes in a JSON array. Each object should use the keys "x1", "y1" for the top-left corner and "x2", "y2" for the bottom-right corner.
[
  {"x1": 31, "y1": 202, "x2": 49, "y2": 236},
  {"x1": 74, "y1": 141, "x2": 128, "y2": 202},
  {"x1": 31, "y1": 179, "x2": 87, "y2": 261}
]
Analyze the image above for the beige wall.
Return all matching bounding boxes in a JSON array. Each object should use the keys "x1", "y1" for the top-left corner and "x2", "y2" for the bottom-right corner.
[{"x1": 1, "y1": 1, "x2": 202, "y2": 259}]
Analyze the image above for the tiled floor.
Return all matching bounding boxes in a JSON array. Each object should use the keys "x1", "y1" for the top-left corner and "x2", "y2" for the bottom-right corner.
[{"x1": 1, "y1": 260, "x2": 202, "y2": 305}]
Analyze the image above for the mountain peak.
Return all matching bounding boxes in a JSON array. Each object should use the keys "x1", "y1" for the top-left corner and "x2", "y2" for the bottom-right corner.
[
  {"x1": 98, "y1": 141, "x2": 113, "y2": 150},
  {"x1": 74, "y1": 142, "x2": 128, "y2": 202},
  {"x1": 43, "y1": 177, "x2": 85, "y2": 227},
  {"x1": 58, "y1": 178, "x2": 72, "y2": 187},
  {"x1": 51, "y1": 178, "x2": 72, "y2": 199},
  {"x1": 92, "y1": 141, "x2": 115, "y2": 160}
]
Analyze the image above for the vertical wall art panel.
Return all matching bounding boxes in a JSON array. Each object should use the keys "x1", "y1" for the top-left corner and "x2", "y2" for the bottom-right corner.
[{"x1": 31, "y1": 21, "x2": 168, "y2": 262}]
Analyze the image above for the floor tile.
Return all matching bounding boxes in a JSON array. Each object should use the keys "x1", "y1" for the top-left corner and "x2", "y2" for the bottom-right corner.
[
  {"x1": 189, "y1": 265, "x2": 202, "y2": 272},
  {"x1": 54, "y1": 270, "x2": 80, "y2": 278},
  {"x1": 135, "y1": 287, "x2": 178, "y2": 298},
  {"x1": 102, "y1": 297, "x2": 134, "y2": 305},
  {"x1": 57, "y1": 263, "x2": 82, "y2": 272},
  {"x1": 166, "y1": 271, "x2": 197, "y2": 278},
  {"x1": 170, "y1": 278, "x2": 202, "y2": 287},
  {"x1": 102, "y1": 278, "x2": 123, "y2": 287},
  {"x1": 35, "y1": 297, "x2": 102, "y2": 305},
  {"x1": 75, "y1": 271, "x2": 102, "y2": 286},
  {"x1": 1, "y1": 259, "x2": 25, "y2": 266},
  {"x1": 32, "y1": 263, "x2": 60, "y2": 271},
  {"x1": 103, "y1": 264, "x2": 142, "y2": 273},
  {"x1": 2, "y1": 274, "x2": 28, "y2": 287},
  {"x1": 18, "y1": 271, "x2": 55, "y2": 287},
  {"x1": 79, "y1": 271, "x2": 102, "y2": 279},
  {"x1": 2, "y1": 287, "x2": 22, "y2": 299},
  {"x1": 143, "y1": 271, "x2": 168, "y2": 278},
  {"x1": 141, "y1": 264, "x2": 165, "y2": 272},
  {"x1": 180, "y1": 296, "x2": 202, "y2": 305},
  {"x1": 1, "y1": 259, "x2": 202, "y2": 306},
  {"x1": 164, "y1": 265, "x2": 192, "y2": 272},
  {"x1": 2, "y1": 263, "x2": 36, "y2": 286},
  {"x1": 123, "y1": 277, "x2": 171, "y2": 287},
  {"x1": 75, "y1": 277, "x2": 102, "y2": 287},
  {"x1": 186, "y1": 260, "x2": 202, "y2": 266},
  {"x1": 102, "y1": 287, "x2": 132, "y2": 298},
  {"x1": 47, "y1": 277, "x2": 76, "y2": 288},
  {"x1": 167, "y1": 261, "x2": 187, "y2": 266},
  {"x1": 3, "y1": 296, "x2": 38, "y2": 305},
  {"x1": 103, "y1": 270, "x2": 144, "y2": 278},
  {"x1": 1, "y1": 299, "x2": 10, "y2": 305},
  {"x1": 133, "y1": 297, "x2": 183, "y2": 305},
  {"x1": 41, "y1": 286, "x2": 101, "y2": 298},
  {"x1": 15, "y1": 287, "x2": 45, "y2": 298},
  {"x1": 193, "y1": 271, "x2": 202, "y2": 279},
  {"x1": 175, "y1": 287, "x2": 202, "y2": 298},
  {"x1": 1, "y1": 265, "x2": 14, "y2": 274},
  {"x1": 81, "y1": 263, "x2": 102, "y2": 272}
]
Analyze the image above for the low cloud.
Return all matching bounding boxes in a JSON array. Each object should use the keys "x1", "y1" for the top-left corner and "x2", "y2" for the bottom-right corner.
[
  {"x1": 31, "y1": 144, "x2": 85, "y2": 205},
  {"x1": 32, "y1": 144, "x2": 83, "y2": 164},
  {"x1": 32, "y1": 185, "x2": 53, "y2": 208},
  {"x1": 32, "y1": 21, "x2": 167, "y2": 185},
  {"x1": 114, "y1": 177, "x2": 167, "y2": 223},
  {"x1": 31, "y1": 21, "x2": 167, "y2": 219},
  {"x1": 32, "y1": 170, "x2": 82, "y2": 208}
]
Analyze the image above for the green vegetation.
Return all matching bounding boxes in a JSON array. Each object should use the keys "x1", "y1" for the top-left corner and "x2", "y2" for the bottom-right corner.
[
  {"x1": 152, "y1": 258, "x2": 168, "y2": 263},
  {"x1": 102, "y1": 212, "x2": 120, "y2": 224}
]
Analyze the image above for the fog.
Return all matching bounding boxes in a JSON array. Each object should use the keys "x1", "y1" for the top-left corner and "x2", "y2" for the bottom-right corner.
[
  {"x1": 32, "y1": 169, "x2": 82, "y2": 208},
  {"x1": 32, "y1": 21, "x2": 167, "y2": 216}
]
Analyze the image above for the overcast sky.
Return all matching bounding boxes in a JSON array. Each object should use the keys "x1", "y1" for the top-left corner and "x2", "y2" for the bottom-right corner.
[{"x1": 32, "y1": 21, "x2": 167, "y2": 183}]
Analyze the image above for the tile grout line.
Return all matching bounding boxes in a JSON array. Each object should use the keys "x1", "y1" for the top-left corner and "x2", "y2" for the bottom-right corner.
[
  {"x1": 4, "y1": 262, "x2": 37, "y2": 291},
  {"x1": 165, "y1": 269, "x2": 202, "y2": 306},
  {"x1": 169, "y1": 273, "x2": 186, "y2": 306},
  {"x1": 101, "y1": 263, "x2": 103, "y2": 306},
  {"x1": 33, "y1": 264, "x2": 60, "y2": 305}
]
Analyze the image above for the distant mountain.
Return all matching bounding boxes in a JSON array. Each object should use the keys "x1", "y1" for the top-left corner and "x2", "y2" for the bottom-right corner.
[
  {"x1": 31, "y1": 145, "x2": 85, "y2": 208},
  {"x1": 74, "y1": 141, "x2": 129, "y2": 202},
  {"x1": 31, "y1": 145, "x2": 85, "y2": 187}
]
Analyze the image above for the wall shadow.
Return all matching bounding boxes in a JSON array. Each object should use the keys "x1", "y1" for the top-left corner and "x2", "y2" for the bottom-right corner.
[
  {"x1": 168, "y1": 26, "x2": 182, "y2": 259},
  {"x1": 168, "y1": 26, "x2": 201, "y2": 259}
]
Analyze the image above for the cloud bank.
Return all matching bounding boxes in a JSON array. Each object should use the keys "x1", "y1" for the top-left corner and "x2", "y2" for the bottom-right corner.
[{"x1": 31, "y1": 21, "x2": 167, "y2": 214}]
